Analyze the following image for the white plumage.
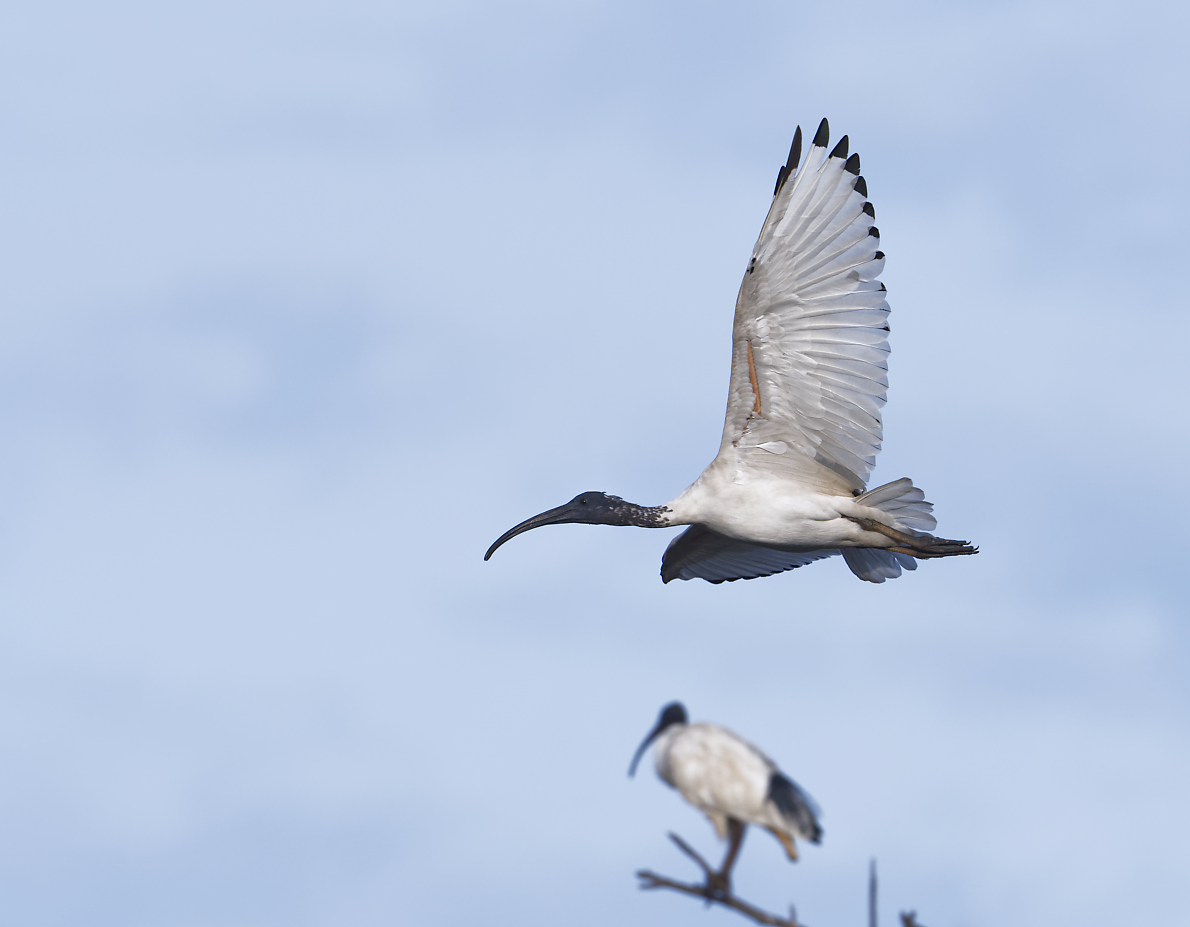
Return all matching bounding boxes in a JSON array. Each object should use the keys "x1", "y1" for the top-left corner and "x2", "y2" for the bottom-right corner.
[
  {"x1": 486, "y1": 119, "x2": 977, "y2": 583},
  {"x1": 629, "y1": 702, "x2": 821, "y2": 877}
]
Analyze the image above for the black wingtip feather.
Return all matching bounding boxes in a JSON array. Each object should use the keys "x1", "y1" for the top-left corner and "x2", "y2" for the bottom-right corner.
[
  {"x1": 773, "y1": 126, "x2": 803, "y2": 197},
  {"x1": 786, "y1": 125, "x2": 802, "y2": 173},
  {"x1": 874, "y1": 250, "x2": 885, "y2": 260},
  {"x1": 828, "y1": 135, "x2": 848, "y2": 160},
  {"x1": 844, "y1": 153, "x2": 861, "y2": 175},
  {"x1": 812, "y1": 118, "x2": 829, "y2": 148},
  {"x1": 862, "y1": 202, "x2": 875, "y2": 217},
  {"x1": 854, "y1": 176, "x2": 868, "y2": 197},
  {"x1": 868, "y1": 226, "x2": 880, "y2": 238}
]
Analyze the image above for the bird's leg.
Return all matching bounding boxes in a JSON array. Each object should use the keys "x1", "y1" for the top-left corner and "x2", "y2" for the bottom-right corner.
[
  {"x1": 706, "y1": 818, "x2": 747, "y2": 898},
  {"x1": 848, "y1": 517, "x2": 977, "y2": 558}
]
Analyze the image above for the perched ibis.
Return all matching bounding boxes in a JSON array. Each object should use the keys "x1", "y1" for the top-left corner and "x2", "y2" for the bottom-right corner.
[
  {"x1": 485, "y1": 119, "x2": 977, "y2": 583},
  {"x1": 629, "y1": 701, "x2": 822, "y2": 893}
]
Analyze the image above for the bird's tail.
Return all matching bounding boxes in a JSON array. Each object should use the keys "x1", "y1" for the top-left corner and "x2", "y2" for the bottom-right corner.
[
  {"x1": 768, "y1": 772, "x2": 822, "y2": 844},
  {"x1": 855, "y1": 477, "x2": 936, "y2": 532},
  {"x1": 843, "y1": 478, "x2": 936, "y2": 583}
]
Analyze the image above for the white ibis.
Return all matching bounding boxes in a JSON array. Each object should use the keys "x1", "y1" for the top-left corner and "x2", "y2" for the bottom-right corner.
[
  {"x1": 629, "y1": 701, "x2": 822, "y2": 893},
  {"x1": 486, "y1": 119, "x2": 977, "y2": 583}
]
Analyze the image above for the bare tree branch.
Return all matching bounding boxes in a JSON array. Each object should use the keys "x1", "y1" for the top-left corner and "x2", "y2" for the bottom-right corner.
[
  {"x1": 635, "y1": 833, "x2": 808, "y2": 927},
  {"x1": 667, "y1": 831, "x2": 715, "y2": 879},
  {"x1": 636, "y1": 838, "x2": 930, "y2": 927},
  {"x1": 869, "y1": 859, "x2": 877, "y2": 927},
  {"x1": 636, "y1": 869, "x2": 806, "y2": 927}
]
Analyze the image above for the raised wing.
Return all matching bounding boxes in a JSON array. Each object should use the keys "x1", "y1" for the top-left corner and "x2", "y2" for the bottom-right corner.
[
  {"x1": 719, "y1": 119, "x2": 889, "y2": 494},
  {"x1": 660, "y1": 524, "x2": 839, "y2": 584}
]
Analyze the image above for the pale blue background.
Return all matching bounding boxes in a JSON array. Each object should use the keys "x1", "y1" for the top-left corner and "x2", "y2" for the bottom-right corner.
[{"x1": 2, "y1": 1, "x2": 1187, "y2": 925}]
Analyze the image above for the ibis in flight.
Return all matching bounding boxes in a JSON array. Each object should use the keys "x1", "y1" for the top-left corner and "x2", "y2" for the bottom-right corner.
[
  {"x1": 485, "y1": 119, "x2": 977, "y2": 583},
  {"x1": 629, "y1": 701, "x2": 822, "y2": 894}
]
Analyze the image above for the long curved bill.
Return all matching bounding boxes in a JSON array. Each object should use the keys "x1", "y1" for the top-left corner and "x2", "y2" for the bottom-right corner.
[
  {"x1": 627, "y1": 720, "x2": 666, "y2": 778},
  {"x1": 483, "y1": 502, "x2": 578, "y2": 561}
]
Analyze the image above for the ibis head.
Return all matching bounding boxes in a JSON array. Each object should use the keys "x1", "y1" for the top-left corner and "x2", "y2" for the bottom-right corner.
[
  {"x1": 628, "y1": 701, "x2": 688, "y2": 777},
  {"x1": 484, "y1": 492, "x2": 670, "y2": 561}
]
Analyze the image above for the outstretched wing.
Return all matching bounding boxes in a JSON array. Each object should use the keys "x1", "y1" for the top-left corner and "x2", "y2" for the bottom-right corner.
[
  {"x1": 718, "y1": 119, "x2": 889, "y2": 495},
  {"x1": 660, "y1": 524, "x2": 839, "y2": 584}
]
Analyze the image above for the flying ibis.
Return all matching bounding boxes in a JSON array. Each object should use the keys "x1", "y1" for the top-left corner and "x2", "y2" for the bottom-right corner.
[
  {"x1": 629, "y1": 701, "x2": 822, "y2": 894},
  {"x1": 485, "y1": 119, "x2": 977, "y2": 583}
]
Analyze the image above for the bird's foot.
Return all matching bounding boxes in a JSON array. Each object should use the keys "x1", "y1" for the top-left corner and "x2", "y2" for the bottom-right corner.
[
  {"x1": 851, "y1": 517, "x2": 978, "y2": 559},
  {"x1": 704, "y1": 870, "x2": 732, "y2": 901}
]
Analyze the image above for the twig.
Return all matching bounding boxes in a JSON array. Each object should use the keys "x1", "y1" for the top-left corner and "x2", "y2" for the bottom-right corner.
[
  {"x1": 635, "y1": 832, "x2": 807, "y2": 927},
  {"x1": 899, "y1": 912, "x2": 926, "y2": 927},
  {"x1": 869, "y1": 859, "x2": 877, "y2": 927},
  {"x1": 636, "y1": 870, "x2": 805, "y2": 926},
  {"x1": 667, "y1": 831, "x2": 715, "y2": 878}
]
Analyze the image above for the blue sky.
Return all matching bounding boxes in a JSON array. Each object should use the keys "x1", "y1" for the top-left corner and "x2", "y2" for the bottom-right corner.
[{"x1": 1, "y1": 1, "x2": 1188, "y2": 925}]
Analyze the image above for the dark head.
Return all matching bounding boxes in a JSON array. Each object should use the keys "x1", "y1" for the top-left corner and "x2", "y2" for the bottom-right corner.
[
  {"x1": 627, "y1": 701, "x2": 688, "y2": 778},
  {"x1": 484, "y1": 492, "x2": 668, "y2": 561}
]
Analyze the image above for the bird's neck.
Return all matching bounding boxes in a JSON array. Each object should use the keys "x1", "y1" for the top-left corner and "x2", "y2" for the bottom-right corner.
[{"x1": 608, "y1": 500, "x2": 671, "y2": 528}]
